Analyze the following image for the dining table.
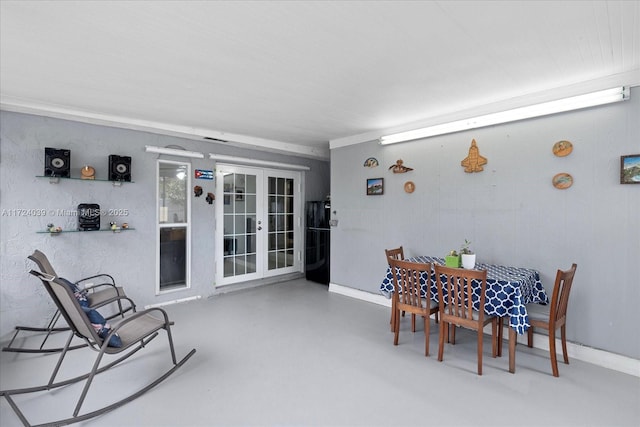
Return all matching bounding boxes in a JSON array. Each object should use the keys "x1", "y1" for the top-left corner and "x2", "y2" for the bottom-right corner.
[{"x1": 380, "y1": 255, "x2": 549, "y2": 373}]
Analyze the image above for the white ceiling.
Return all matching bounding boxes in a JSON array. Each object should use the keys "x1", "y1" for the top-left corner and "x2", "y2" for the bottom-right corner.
[{"x1": 1, "y1": 1, "x2": 639, "y2": 160}]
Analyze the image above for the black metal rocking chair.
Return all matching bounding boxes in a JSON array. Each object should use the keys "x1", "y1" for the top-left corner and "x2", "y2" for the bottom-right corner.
[
  {"x1": 3, "y1": 250, "x2": 135, "y2": 354},
  {"x1": 0, "y1": 269, "x2": 196, "y2": 426}
]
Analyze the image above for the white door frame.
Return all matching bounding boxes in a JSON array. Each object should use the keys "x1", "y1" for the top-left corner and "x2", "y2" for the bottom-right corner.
[{"x1": 214, "y1": 163, "x2": 303, "y2": 287}]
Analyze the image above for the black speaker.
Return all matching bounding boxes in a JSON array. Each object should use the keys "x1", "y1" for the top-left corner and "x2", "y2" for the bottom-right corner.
[
  {"x1": 44, "y1": 147, "x2": 71, "y2": 178},
  {"x1": 77, "y1": 203, "x2": 101, "y2": 231},
  {"x1": 109, "y1": 155, "x2": 132, "y2": 182}
]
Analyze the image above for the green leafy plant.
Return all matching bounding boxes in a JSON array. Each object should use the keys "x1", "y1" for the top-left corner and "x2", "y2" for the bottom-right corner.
[{"x1": 460, "y1": 239, "x2": 473, "y2": 255}]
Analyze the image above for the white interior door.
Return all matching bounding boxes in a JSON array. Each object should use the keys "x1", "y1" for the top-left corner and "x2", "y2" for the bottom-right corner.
[{"x1": 215, "y1": 164, "x2": 302, "y2": 286}]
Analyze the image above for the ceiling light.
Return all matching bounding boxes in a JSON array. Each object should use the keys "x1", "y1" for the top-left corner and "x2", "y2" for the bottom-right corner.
[
  {"x1": 379, "y1": 87, "x2": 630, "y2": 145},
  {"x1": 145, "y1": 145, "x2": 204, "y2": 158}
]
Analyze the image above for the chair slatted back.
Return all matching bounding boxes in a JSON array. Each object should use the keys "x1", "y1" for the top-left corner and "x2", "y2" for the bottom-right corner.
[
  {"x1": 549, "y1": 263, "x2": 577, "y2": 326},
  {"x1": 434, "y1": 264, "x2": 496, "y2": 375},
  {"x1": 29, "y1": 270, "x2": 102, "y2": 345},
  {"x1": 28, "y1": 250, "x2": 58, "y2": 277},
  {"x1": 435, "y1": 265, "x2": 488, "y2": 325},
  {"x1": 385, "y1": 246, "x2": 404, "y2": 264},
  {"x1": 389, "y1": 258, "x2": 431, "y2": 310}
]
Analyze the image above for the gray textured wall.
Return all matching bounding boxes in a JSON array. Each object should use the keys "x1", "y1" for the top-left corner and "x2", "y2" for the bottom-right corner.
[
  {"x1": 0, "y1": 111, "x2": 330, "y2": 339},
  {"x1": 330, "y1": 87, "x2": 640, "y2": 359}
]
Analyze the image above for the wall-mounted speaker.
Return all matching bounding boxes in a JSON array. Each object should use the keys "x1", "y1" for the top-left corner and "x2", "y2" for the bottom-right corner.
[
  {"x1": 44, "y1": 147, "x2": 71, "y2": 178},
  {"x1": 77, "y1": 203, "x2": 100, "y2": 231},
  {"x1": 109, "y1": 155, "x2": 132, "y2": 182}
]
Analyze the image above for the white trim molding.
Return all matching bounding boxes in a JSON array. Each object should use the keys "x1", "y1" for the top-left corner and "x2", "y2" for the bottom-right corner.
[
  {"x1": 144, "y1": 295, "x2": 202, "y2": 309},
  {"x1": 0, "y1": 97, "x2": 330, "y2": 160},
  {"x1": 328, "y1": 283, "x2": 640, "y2": 378}
]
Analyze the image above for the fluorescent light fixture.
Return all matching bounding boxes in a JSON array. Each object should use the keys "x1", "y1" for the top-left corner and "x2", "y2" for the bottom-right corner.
[
  {"x1": 380, "y1": 87, "x2": 629, "y2": 145},
  {"x1": 145, "y1": 145, "x2": 204, "y2": 158},
  {"x1": 209, "y1": 154, "x2": 310, "y2": 171}
]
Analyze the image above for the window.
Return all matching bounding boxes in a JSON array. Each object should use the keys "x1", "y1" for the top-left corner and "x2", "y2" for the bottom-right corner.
[{"x1": 157, "y1": 160, "x2": 190, "y2": 292}]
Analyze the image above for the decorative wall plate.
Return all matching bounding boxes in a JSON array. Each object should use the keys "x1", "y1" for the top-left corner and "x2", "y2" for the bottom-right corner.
[
  {"x1": 553, "y1": 140, "x2": 573, "y2": 157},
  {"x1": 363, "y1": 157, "x2": 379, "y2": 167},
  {"x1": 404, "y1": 181, "x2": 415, "y2": 193},
  {"x1": 552, "y1": 172, "x2": 573, "y2": 189}
]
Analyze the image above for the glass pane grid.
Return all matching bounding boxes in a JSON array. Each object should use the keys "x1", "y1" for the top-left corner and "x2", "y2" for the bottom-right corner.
[
  {"x1": 225, "y1": 173, "x2": 296, "y2": 277},
  {"x1": 223, "y1": 172, "x2": 260, "y2": 279},
  {"x1": 266, "y1": 176, "x2": 295, "y2": 270}
]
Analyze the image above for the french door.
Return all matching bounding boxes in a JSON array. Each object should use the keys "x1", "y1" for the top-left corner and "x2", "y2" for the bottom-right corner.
[{"x1": 215, "y1": 164, "x2": 302, "y2": 286}]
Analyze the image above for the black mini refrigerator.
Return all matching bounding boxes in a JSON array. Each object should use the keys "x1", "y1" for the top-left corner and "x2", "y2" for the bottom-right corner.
[{"x1": 305, "y1": 201, "x2": 330, "y2": 285}]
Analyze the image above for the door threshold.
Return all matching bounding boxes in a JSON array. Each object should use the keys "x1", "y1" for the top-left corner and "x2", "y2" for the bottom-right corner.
[{"x1": 213, "y1": 272, "x2": 304, "y2": 295}]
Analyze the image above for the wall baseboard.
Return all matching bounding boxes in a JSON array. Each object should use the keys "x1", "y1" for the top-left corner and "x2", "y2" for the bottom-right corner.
[
  {"x1": 328, "y1": 283, "x2": 640, "y2": 378},
  {"x1": 145, "y1": 295, "x2": 202, "y2": 309}
]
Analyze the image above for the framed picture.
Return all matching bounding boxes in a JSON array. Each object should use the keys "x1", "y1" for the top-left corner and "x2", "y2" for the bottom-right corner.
[
  {"x1": 366, "y1": 178, "x2": 384, "y2": 195},
  {"x1": 620, "y1": 154, "x2": 640, "y2": 184}
]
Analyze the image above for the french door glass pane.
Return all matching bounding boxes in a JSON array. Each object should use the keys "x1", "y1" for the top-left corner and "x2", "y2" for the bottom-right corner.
[
  {"x1": 223, "y1": 172, "x2": 257, "y2": 278},
  {"x1": 267, "y1": 177, "x2": 294, "y2": 270}
]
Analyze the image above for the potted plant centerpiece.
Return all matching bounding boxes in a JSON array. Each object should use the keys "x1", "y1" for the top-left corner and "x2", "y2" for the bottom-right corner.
[
  {"x1": 460, "y1": 239, "x2": 476, "y2": 269},
  {"x1": 445, "y1": 250, "x2": 461, "y2": 267}
]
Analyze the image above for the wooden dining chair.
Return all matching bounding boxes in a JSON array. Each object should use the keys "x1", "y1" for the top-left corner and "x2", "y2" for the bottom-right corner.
[
  {"x1": 389, "y1": 258, "x2": 439, "y2": 357},
  {"x1": 434, "y1": 264, "x2": 498, "y2": 375},
  {"x1": 385, "y1": 246, "x2": 409, "y2": 332},
  {"x1": 526, "y1": 263, "x2": 577, "y2": 377}
]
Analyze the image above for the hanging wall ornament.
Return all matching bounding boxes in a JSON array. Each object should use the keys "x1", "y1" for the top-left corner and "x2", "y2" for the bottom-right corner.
[
  {"x1": 553, "y1": 140, "x2": 573, "y2": 157},
  {"x1": 404, "y1": 181, "x2": 415, "y2": 193},
  {"x1": 388, "y1": 159, "x2": 413, "y2": 173},
  {"x1": 552, "y1": 173, "x2": 573, "y2": 189},
  {"x1": 363, "y1": 157, "x2": 379, "y2": 167},
  {"x1": 461, "y1": 139, "x2": 487, "y2": 173}
]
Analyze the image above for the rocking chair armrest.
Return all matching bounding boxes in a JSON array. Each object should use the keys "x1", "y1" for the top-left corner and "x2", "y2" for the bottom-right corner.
[
  {"x1": 83, "y1": 282, "x2": 121, "y2": 295},
  {"x1": 94, "y1": 294, "x2": 137, "y2": 312},
  {"x1": 109, "y1": 307, "x2": 172, "y2": 336},
  {"x1": 76, "y1": 274, "x2": 116, "y2": 287}
]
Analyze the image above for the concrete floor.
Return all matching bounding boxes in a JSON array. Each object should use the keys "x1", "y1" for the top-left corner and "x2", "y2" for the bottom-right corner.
[{"x1": 1, "y1": 278, "x2": 639, "y2": 426}]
